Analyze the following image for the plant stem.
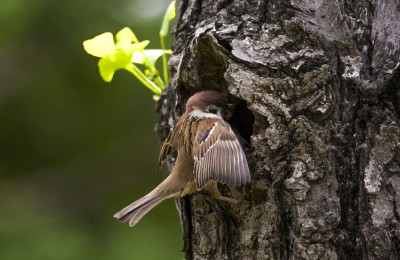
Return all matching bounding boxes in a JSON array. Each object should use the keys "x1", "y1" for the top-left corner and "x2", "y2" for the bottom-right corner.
[
  {"x1": 141, "y1": 52, "x2": 165, "y2": 90},
  {"x1": 125, "y1": 64, "x2": 162, "y2": 95},
  {"x1": 160, "y1": 35, "x2": 169, "y2": 86}
]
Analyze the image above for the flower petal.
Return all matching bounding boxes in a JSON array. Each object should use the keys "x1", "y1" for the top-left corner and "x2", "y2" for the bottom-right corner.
[
  {"x1": 131, "y1": 51, "x2": 145, "y2": 64},
  {"x1": 83, "y1": 32, "x2": 116, "y2": 58},
  {"x1": 132, "y1": 49, "x2": 172, "y2": 65},
  {"x1": 98, "y1": 58, "x2": 116, "y2": 82},
  {"x1": 116, "y1": 27, "x2": 141, "y2": 50},
  {"x1": 98, "y1": 50, "x2": 133, "y2": 82},
  {"x1": 116, "y1": 27, "x2": 138, "y2": 43},
  {"x1": 118, "y1": 40, "x2": 150, "y2": 55}
]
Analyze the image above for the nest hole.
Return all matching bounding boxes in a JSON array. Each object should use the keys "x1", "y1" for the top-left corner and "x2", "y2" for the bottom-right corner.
[{"x1": 229, "y1": 100, "x2": 254, "y2": 143}]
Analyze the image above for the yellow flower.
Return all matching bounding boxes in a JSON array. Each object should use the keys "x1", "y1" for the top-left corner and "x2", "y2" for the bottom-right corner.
[{"x1": 83, "y1": 27, "x2": 149, "y2": 82}]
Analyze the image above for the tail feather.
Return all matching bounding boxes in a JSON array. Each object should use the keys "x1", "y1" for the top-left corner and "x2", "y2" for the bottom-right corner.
[
  {"x1": 127, "y1": 197, "x2": 165, "y2": 227},
  {"x1": 113, "y1": 190, "x2": 170, "y2": 227},
  {"x1": 114, "y1": 158, "x2": 191, "y2": 227}
]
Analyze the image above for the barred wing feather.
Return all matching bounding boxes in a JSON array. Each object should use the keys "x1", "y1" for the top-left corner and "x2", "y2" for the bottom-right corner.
[{"x1": 193, "y1": 120, "x2": 251, "y2": 189}]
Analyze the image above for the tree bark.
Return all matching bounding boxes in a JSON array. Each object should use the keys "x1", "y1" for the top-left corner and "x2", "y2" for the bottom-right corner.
[{"x1": 156, "y1": 0, "x2": 400, "y2": 259}]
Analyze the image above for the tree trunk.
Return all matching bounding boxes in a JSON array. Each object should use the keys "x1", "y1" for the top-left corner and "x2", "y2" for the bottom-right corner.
[{"x1": 156, "y1": 0, "x2": 400, "y2": 259}]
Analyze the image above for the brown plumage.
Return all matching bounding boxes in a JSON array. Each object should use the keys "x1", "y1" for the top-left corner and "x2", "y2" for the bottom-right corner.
[{"x1": 114, "y1": 90, "x2": 251, "y2": 227}]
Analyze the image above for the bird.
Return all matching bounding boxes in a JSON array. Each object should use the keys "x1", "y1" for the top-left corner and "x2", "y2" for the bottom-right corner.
[{"x1": 114, "y1": 90, "x2": 251, "y2": 227}]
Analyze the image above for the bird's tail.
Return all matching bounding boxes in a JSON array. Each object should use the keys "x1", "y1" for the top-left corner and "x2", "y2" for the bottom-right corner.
[
  {"x1": 113, "y1": 188, "x2": 172, "y2": 227},
  {"x1": 114, "y1": 150, "x2": 194, "y2": 227}
]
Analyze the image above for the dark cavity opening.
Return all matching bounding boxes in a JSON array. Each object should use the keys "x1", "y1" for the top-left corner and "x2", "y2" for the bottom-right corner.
[{"x1": 229, "y1": 100, "x2": 254, "y2": 143}]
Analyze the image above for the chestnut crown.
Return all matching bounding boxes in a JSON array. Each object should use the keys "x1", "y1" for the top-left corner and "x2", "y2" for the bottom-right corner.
[{"x1": 185, "y1": 91, "x2": 229, "y2": 115}]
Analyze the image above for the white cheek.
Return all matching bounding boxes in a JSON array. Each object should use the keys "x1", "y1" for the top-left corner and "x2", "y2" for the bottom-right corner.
[{"x1": 190, "y1": 109, "x2": 222, "y2": 119}]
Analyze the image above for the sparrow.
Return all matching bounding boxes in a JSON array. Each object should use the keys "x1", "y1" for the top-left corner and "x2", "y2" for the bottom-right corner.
[{"x1": 114, "y1": 90, "x2": 251, "y2": 227}]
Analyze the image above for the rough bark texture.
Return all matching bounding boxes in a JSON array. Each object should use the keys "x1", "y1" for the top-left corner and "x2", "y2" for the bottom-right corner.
[{"x1": 156, "y1": 0, "x2": 400, "y2": 259}]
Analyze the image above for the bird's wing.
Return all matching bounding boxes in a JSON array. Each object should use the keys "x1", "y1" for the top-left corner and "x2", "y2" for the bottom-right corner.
[
  {"x1": 158, "y1": 114, "x2": 197, "y2": 169},
  {"x1": 157, "y1": 115, "x2": 186, "y2": 169},
  {"x1": 157, "y1": 130, "x2": 174, "y2": 169},
  {"x1": 193, "y1": 119, "x2": 251, "y2": 189}
]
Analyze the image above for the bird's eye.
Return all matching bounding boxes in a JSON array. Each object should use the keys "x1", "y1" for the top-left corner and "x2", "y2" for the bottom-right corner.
[{"x1": 208, "y1": 108, "x2": 218, "y2": 114}]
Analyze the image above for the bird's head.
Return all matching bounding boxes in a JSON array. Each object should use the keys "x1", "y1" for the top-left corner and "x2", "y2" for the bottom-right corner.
[{"x1": 185, "y1": 91, "x2": 231, "y2": 119}]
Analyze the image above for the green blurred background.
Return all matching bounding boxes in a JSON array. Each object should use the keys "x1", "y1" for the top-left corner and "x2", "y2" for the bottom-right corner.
[{"x1": 0, "y1": 0, "x2": 183, "y2": 259}]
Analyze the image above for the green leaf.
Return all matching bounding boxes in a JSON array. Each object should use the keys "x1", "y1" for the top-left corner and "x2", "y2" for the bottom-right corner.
[
  {"x1": 159, "y1": 1, "x2": 176, "y2": 37},
  {"x1": 131, "y1": 49, "x2": 172, "y2": 65},
  {"x1": 83, "y1": 32, "x2": 116, "y2": 58}
]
